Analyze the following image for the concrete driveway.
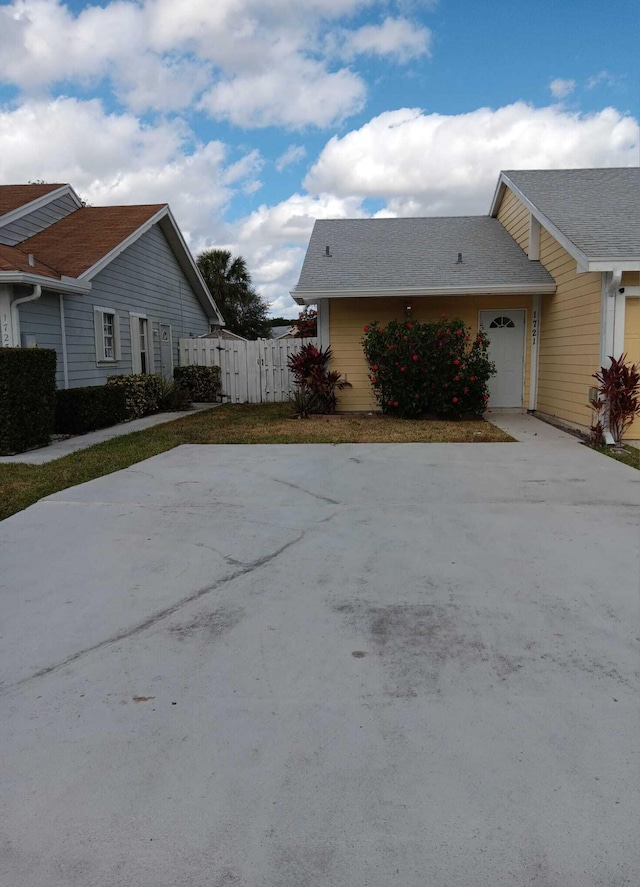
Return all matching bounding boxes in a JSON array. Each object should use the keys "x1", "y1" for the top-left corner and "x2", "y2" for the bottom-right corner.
[{"x1": 1, "y1": 416, "x2": 638, "y2": 886}]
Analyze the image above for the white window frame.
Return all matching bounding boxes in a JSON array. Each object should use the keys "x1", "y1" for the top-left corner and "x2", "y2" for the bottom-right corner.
[
  {"x1": 129, "y1": 312, "x2": 155, "y2": 375},
  {"x1": 94, "y1": 306, "x2": 121, "y2": 364}
]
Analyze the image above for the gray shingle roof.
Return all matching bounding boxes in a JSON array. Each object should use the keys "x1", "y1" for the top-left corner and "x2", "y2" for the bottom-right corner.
[
  {"x1": 294, "y1": 216, "x2": 555, "y2": 295},
  {"x1": 500, "y1": 168, "x2": 640, "y2": 260}
]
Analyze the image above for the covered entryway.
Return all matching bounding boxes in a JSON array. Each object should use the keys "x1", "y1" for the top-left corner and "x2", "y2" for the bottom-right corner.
[{"x1": 480, "y1": 309, "x2": 526, "y2": 407}]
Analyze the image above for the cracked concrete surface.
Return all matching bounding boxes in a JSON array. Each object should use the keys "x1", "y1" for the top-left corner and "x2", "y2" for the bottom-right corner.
[{"x1": 0, "y1": 424, "x2": 639, "y2": 886}]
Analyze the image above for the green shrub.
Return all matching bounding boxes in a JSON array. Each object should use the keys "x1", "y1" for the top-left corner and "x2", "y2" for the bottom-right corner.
[
  {"x1": 157, "y1": 378, "x2": 193, "y2": 412},
  {"x1": 0, "y1": 348, "x2": 57, "y2": 454},
  {"x1": 55, "y1": 385, "x2": 127, "y2": 434},
  {"x1": 173, "y1": 365, "x2": 221, "y2": 402},
  {"x1": 106, "y1": 373, "x2": 163, "y2": 419},
  {"x1": 362, "y1": 317, "x2": 495, "y2": 419}
]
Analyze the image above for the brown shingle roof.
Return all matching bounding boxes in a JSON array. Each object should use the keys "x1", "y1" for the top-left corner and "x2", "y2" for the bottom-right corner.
[
  {"x1": 0, "y1": 184, "x2": 66, "y2": 217},
  {"x1": 0, "y1": 243, "x2": 61, "y2": 278},
  {"x1": 19, "y1": 204, "x2": 166, "y2": 278}
]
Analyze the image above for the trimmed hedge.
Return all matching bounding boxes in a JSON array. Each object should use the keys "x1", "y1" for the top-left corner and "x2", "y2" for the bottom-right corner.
[
  {"x1": 174, "y1": 365, "x2": 221, "y2": 402},
  {"x1": 106, "y1": 374, "x2": 164, "y2": 420},
  {"x1": 55, "y1": 385, "x2": 127, "y2": 435},
  {"x1": 0, "y1": 348, "x2": 57, "y2": 455}
]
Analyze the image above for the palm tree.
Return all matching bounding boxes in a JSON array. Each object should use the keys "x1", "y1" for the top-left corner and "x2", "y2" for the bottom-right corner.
[{"x1": 197, "y1": 248, "x2": 270, "y2": 339}]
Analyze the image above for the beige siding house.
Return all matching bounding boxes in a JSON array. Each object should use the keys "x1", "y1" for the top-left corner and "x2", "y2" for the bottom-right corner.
[{"x1": 293, "y1": 168, "x2": 640, "y2": 438}]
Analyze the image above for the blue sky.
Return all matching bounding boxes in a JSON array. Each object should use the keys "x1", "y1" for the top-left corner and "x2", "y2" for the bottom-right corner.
[{"x1": 0, "y1": 0, "x2": 638, "y2": 316}]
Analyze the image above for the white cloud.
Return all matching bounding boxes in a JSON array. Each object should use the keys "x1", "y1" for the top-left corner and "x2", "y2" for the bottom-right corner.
[
  {"x1": 0, "y1": 96, "x2": 260, "y2": 246},
  {"x1": 586, "y1": 70, "x2": 621, "y2": 90},
  {"x1": 339, "y1": 16, "x2": 431, "y2": 62},
  {"x1": 304, "y1": 103, "x2": 640, "y2": 215},
  {"x1": 0, "y1": 0, "x2": 405, "y2": 128},
  {"x1": 549, "y1": 78, "x2": 575, "y2": 99},
  {"x1": 275, "y1": 145, "x2": 307, "y2": 172}
]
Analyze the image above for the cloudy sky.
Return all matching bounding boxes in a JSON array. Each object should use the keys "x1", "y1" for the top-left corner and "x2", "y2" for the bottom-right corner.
[{"x1": 1, "y1": 0, "x2": 638, "y2": 317}]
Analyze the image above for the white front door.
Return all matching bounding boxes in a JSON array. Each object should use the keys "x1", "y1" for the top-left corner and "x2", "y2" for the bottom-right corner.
[{"x1": 479, "y1": 310, "x2": 526, "y2": 407}]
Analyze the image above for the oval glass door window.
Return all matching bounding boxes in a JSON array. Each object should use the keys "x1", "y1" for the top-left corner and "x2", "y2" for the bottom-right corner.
[{"x1": 489, "y1": 316, "x2": 516, "y2": 328}]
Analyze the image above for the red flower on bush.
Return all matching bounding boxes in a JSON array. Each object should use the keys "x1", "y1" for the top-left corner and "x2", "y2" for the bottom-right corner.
[
  {"x1": 454, "y1": 375, "x2": 460, "y2": 382},
  {"x1": 372, "y1": 364, "x2": 378, "y2": 371},
  {"x1": 378, "y1": 328, "x2": 383, "y2": 334},
  {"x1": 363, "y1": 326, "x2": 369, "y2": 332},
  {"x1": 469, "y1": 376, "x2": 476, "y2": 382},
  {"x1": 452, "y1": 397, "x2": 458, "y2": 403},
  {"x1": 412, "y1": 354, "x2": 418, "y2": 361},
  {"x1": 407, "y1": 322, "x2": 413, "y2": 329},
  {"x1": 371, "y1": 376, "x2": 378, "y2": 384},
  {"x1": 400, "y1": 367, "x2": 406, "y2": 372},
  {"x1": 453, "y1": 359, "x2": 460, "y2": 366},
  {"x1": 393, "y1": 401, "x2": 399, "y2": 407}
]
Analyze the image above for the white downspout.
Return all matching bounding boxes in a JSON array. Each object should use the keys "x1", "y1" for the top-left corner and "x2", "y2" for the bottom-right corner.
[
  {"x1": 11, "y1": 284, "x2": 42, "y2": 346},
  {"x1": 600, "y1": 270, "x2": 623, "y2": 445},
  {"x1": 59, "y1": 293, "x2": 69, "y2": 389}
]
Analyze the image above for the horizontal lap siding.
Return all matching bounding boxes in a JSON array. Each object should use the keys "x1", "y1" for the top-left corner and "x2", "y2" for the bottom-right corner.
[
  {"x1": 330, "y1": 295, "x2": 533, "y2": 412},
  {"x1": 496, "y1": 189, "x2": 529, "y2": 251},
  {"x1": 0, "y1": 195, "x2": 78, "y2": 245},
  {"x1": 64, "y1": 224, "x2": 209, "y2": 387},
  {"x1": 536, "y1": 228, "x2": 601, "y2": 430},
  {"x1": 18, "y1": 293, "x2": 65, "y2": 387},
  {"x1": 623, "y1": 296, "x2": 640, "y2": 438}
]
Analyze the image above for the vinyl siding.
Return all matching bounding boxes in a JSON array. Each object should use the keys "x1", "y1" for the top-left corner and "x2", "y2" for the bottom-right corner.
[
  {"x1": 496, "y1": 187, "x2": 602, "y2": 432},
  {"x1": 496, "y1": 188, "x2": 530, "y2": 252},
  {"x1": 535, "y1": 229, "x2": 601, "y2": 430},
  {"x1": 623, "y1": 293, "x2": 640, "y2": 438},
  {"x1": 0, "y1": 194, "x2": 79, "y2": 245},
  {"x1": 18, "y1": 292, "x2": 65, "y2": 387},
  {"x1": 19, "y1": 223, "x2": 210, "y2": 388},
  {"x1": 329, "y1": 295, "x2": 533, "y2": 411}
]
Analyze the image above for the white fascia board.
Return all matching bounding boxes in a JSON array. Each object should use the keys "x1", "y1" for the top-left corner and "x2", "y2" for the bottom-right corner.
[
  {"x1": 159, "y1": 208, "x2": 225, "y2": 325},
  {"x1": 0, "y1": 185, "x2": 82, "y2": 229},
  {"x1": 492, "y1": 174, "x2": 591, "y2": 270},
  {"x1": 292, "y1": 282, "x2": 556, "y2": 304},
  {"x1": 488, "y1": 177, "x2": 508, "y2": 217},
  {"x1": 0, "y1": 271, "x2": 91, "y2": 294},
  {"x1": 79, "y1": 206, "x2": 168, "y2": 282},
  {"x1": 586, "y1": 258, "x2": 640, "y2": 272}
]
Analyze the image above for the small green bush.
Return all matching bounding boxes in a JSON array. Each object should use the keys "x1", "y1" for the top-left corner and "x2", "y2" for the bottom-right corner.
[
  {"x1": 157, "y1": 378, "x2": 193, "y2": 412},
  {"x1": 106, "y1": 373, "x2": 163, "y2": 419},
  {"x1": 362, "y1": 317, "x2": 495, "y2": 418},
  {"x1": 55, "y1": 385, "x2": 127, "y2": 435},
  {"x1": 0, "y1": 348, "x2": 57, "y2": 454},
  {"x1": 173, "y1": 365, "x2": 221, "y2": 402}
]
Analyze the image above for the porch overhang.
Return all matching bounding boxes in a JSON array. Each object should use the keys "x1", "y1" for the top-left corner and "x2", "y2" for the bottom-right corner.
[
  {"x1": 0, "y1": 271, "x2": 91, "y2": 295},
  {"x1": 292, "y1": 282, "x2": 557, "y2": 306}
]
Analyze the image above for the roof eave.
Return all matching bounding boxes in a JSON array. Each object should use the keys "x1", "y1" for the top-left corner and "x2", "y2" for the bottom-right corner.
[
  {"x1": 584, "y1": 258, "x2": 640, "y2": 272},
  {"x1": 491, "y1": 173, "x2": 591, "y2": 269},
  {"x1": 292, "y1": 282, "x2": 556, "y2": 305},
  {"x1": 0, "y1": 271, "x2": 91, "y2": 294},
  {"x1": 0, "y1": 184, "x2": 83, "y2": 229}
]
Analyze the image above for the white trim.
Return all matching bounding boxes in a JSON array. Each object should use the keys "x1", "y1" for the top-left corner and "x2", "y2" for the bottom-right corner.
[
  {"x1": 129, "y1": 312, "x2": 153, "y2": 374},
  {"x1": 94, "y1": 306, "x2": 121, "y2": 364},
  {"x1": 0, "y1": 271, "x2": 90, "y2": 294},
  {"x1": 528, "y1": 295, "x2": 541, "y2": 411},
  {"x1": 491, "y1": 174, "x2": 590, "y2": 269},
  {"x1": 600, "y1": 271, "x2": 621, "y2": 365},
  {"x1": 586, "y1": 259, "x2": 640, "y2": 272},
  {"x1": 622, "y1": 287, "x2": 640, "y2": 297},
  {"x1": 80, "y1": 208, "x2": 167, "y2": 281},
  {"x1": 0, "y1": 184, "x2": 82, "y2": 229},
  {"x1": 317, "y1": 299, "x2": 330, "y2": 350},
  {"x1": 528, "y1": 215, "x2": 540, "y2": 261},
  {"x1": 79, "y1": 205, "x2": 224, "y2": 325},
  {"x1": 292, "y1": 282, "x2": 555, "y2": 305},
  {"x1": 613, "y1": 290, "x2": 626, "y2": 357}
]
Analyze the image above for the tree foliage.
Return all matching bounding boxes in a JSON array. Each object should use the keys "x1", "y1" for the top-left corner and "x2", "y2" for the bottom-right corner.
[
  {"x1": 197, "y1": 248, "x2": 271, "y2": 339},
  {"x1": 292, "y1": 307, "x2": 317, "y2": 337}
]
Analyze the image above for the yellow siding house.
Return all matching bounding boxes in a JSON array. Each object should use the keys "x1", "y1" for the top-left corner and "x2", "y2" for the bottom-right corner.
[{"x1": 292, "y1": 168, "x2": 640, "y2": 439}]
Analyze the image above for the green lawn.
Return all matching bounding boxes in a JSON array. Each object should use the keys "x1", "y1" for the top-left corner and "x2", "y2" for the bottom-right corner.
[
  {"x1": 589, "y1": 444, "x2": 640, "y2": 470},
  {"x1": 0, "y1": 402, "x2": 512, "y2": 521}
]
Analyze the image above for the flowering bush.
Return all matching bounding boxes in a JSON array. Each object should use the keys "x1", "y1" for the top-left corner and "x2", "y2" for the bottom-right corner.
[
  {"x1": 362, "y1": 317, "x2": 495, "y2": 418},
  {"x1": 292, "y1": 307, "x2": 318, "y2": 338}
]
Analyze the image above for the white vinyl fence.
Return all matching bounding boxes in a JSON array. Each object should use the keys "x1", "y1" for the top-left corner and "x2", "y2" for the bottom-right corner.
[{"x1": 179, "y1": 336, "x2": 319, "y2": 404}]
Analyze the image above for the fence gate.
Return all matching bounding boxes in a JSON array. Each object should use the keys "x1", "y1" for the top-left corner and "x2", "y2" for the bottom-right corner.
[{"x1": 178, "y1": 336, "x2": 319, "y2": 404}]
